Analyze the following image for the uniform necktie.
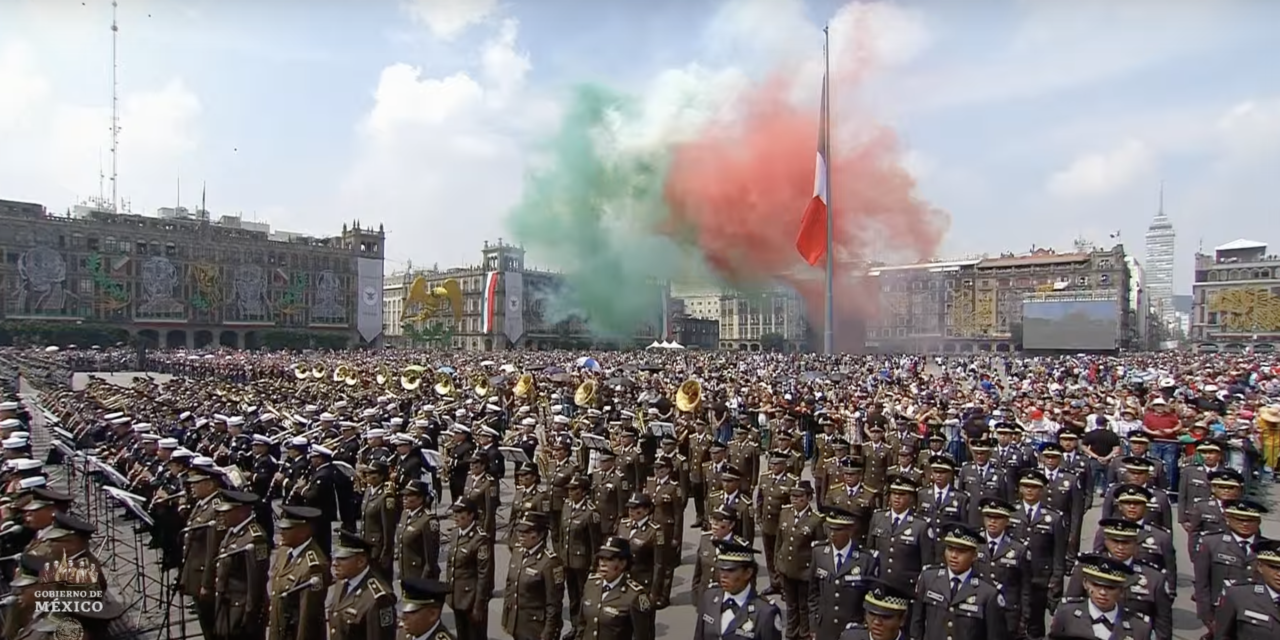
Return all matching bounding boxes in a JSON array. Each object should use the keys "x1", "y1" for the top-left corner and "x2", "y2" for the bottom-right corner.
[
  {"x1": 1094, "y1": 616, "x2": 1114, "y2": 630},
  {"x1": 950, "y1": 577, "x2": 961, "y2": 596},
  {"x1": 722, "y1": 599, "x2": 740, "y2": 612},
  {"x1": 988, "y1": 540, "x2": 998, "y2": 557},
  {"x1": 835, "y1": 552, "x2": 845, "y2": 572},
  {"x1": 1026, "y1": 506, "x2": 1035, "y2": 521},
  {"x1": 892, "y1": 515, "x2": 901, "y2": 529}
]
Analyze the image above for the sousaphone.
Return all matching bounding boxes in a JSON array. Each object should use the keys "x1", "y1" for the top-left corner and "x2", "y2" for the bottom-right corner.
[
  {"x1": 432, "y1": 372, "x2": 455, "y2": 396},
  {"x1": 401, "y1": 365, "x2": 427, "y2": 391},
  {"x1": 574, "y1": 379, "x2": 598, "y2": 408},
  {"x1": 473, "y1": 373, "x2": 492, "y2": 399},
  {"x1": 513, "y1": 373, "x2": 535, "y2": 399},
  {"x1": 332, "y1": 364, "x2": 352, "y2": 383},
  {"x1": 676, "y1": 378, "x2": 702, "y2": 413},
  {"x1": 376, "y1": 364, "x2": 393, "y2": 386},
  {"x1": 309, "y1": 363, "x2": 326, "y2": 380},
  {"x1": 291, "y1": 363, "x2": 310, "y2": 380}
]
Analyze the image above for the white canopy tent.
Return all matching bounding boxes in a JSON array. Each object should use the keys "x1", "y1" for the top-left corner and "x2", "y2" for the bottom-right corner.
[{"x1": 645, "y1": 341, "x2": 663, "y2": 350}]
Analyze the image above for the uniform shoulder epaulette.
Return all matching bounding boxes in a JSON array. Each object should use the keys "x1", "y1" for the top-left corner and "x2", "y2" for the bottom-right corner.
[
  {"x1": 646, "y1": 521, "x2": 660, "y2": 530},
  {"x1": 434, "y1": 632, "x2": 450, "y2": 640},
  {"x1": 1060, "y1": 597, "x2": 1087, "y2": 604},
  {"x1": 542, "y1": 547, "x2": 558, "y2": 558},
  {"x1": 626, "y1": 578, "x2": 644, "y2": 591},
  {"x1": 1131, "y1": 612, "x2": 1150, "y2": 623},
  {"x1": 368, "y1": 579, "x2": 389, "y2": 600},
  {"x1": 843, "y1": 623, "x2": 867, "y2": 631},
  {"x1": 786, "y1": 473, "x2": 800, "y2": 480},
  {"x1": 1144, "y1": 523, "x2": 1170, "y2": 533},
  {"x1": 248, "y1": 523, "x2": 265, "y2": 538},
  {"x1": 701, "y1": 530, "x2": 713, "y2": 536},
  {"x1": 306, "y1": 550, "x2": 322, "y2": 568},
  {"x1": 812, "y1": 540, "x2": 830, "y2": 548}
]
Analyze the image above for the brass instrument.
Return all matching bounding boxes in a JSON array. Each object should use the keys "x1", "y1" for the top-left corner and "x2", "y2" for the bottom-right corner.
[
  {"x1": 399, "y1": 365, "x2": 426, "y2": 391},
  {"x1": 574, "y1": 380, "x2": 598, "y2": 408},
  {"x1": 431, "y1": 372, "x2": 454, "y2": 396},
  {"x1": 513, "y1": 373, "x2": 535, "y2": 399},
  {"x1": 309, "y1": 363, "x2": 326, "y2": 380},
  {"x1": 376, "y1": 364, "x2": 394, "y2": 386},
  {"x1": 332, "y1": 364, "x2": 353, "y2": 384},
  {"x1": 473, "y1": 374, "x2": 492, "y2": 399},
  {"x1": 676, "y1": 379, "x2": 702, "y2": 413},
  {"x1": 291, "y1": 363, "x2": 310, "y2": 380}
]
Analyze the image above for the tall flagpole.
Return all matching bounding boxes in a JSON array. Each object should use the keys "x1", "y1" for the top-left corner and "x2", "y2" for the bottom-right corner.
[{"x1": 822, "y1": 25, "x2": 835, "y2": 355}]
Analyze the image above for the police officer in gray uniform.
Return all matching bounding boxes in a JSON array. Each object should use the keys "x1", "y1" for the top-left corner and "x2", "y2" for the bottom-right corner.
[
  {"x1": 975, "y1": 497, "x2": 1032, "y2": 638},
  {"x1": 1067, "y1": 530, "x2": 1172, "y2": 640},
  {"x1": 1090, "y1": 485, "x2": 1176, "y2": 588},
  {"x1": 909, "y1": 523, "x2": 1009, "y2": 640},
  {"x1": 866, "y1": 475, "x2": 935, "y2": 585},
  {"x1": 1009, "y1": 468, "x2": 1067, "y2": 639},
  {"x1": 1193, "y1": 499, "x2": 1271, "y2": 632},
  {"x1": 809, "y1": 507, "x2": 879, "y2": 638},
  {"x1": 1214, "y1": 538, "x2": 1280, "y2": 640},
  {"x1": 838, "y1": 579, "x2": 912, "y2": 640},
  {"x1": 1051, "y1": 555, "x2": 1153, "y2": 640},
  {"x1": 693, "y1": 540, "x2": 783, "y2": 640}
]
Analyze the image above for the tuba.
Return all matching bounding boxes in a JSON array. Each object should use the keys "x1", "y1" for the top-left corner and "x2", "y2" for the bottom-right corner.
[
  {"x1": 574, "y1": 380, "x2": 598, "y2": 408},
  {"x1": 291, "y1": 362, "x2": 310, "y2": 380},
  {"x1": 332, "y1": 364, "x2": 352, "y2": 383},
  {"x1": 473, "y1": 374, "x2": 491, "y2": 399},
  {"x1": 309, "y1": 363, "x2": 326, "y2": 380},
  {"x1": 401, "y1": 365, "x2": 427, "y2": 391},
  {"x1": 676, "y1": 379, "x2": 702, "y2": 413},
  {"x1": 376, "y1": 364, "x2": 393, "y2": 386},
  {"x1": 432, "y1": 372, "x2": 454, "y2": 396},
  {"x1": 513, "y1": 373, "x2": 535, "y2": 399}
]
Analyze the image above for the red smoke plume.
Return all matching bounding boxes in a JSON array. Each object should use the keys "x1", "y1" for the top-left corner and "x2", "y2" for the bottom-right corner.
[{"x1": 661, "y1": 46, "x2": 948, "y2": 350}]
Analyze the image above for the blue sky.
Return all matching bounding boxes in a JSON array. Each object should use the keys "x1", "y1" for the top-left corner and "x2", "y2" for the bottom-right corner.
[{"x1": 1, "y1": 0, "x2": 1277, "y2": 294}]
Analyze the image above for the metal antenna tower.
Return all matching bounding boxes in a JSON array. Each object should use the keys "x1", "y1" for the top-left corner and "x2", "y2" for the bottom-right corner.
[{"x1": 110, "y1": 0, "x2": 121, "y2": 213}]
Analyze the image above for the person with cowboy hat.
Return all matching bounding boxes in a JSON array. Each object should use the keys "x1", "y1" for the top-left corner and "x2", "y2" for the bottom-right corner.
[
  {"x1": 327, "y1": 531, "x2": 398, "y2": 640},
  {"x1": 502, "y1": 512, "x2": 564, "y2": 640},
  {"x1": 397, "y1": 578, "x2": 454, "y2": 640},
  {"x1": 395, "y1": 480, "x2": 441, "y2": 582},
  {"x1": 268, "y1": 506, "x2": 330, "y2": 640},
  {"x1": 580, "y1": 536, "x2": 655, "y2": 640}
]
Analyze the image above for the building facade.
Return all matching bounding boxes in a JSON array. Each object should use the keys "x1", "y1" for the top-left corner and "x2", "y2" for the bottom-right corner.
[
  {"x1": 1190, "y1": 239, "x2": 1280, "y2": 353},
  {"x1": 0, "y1": 198, "x2": 385, "y2": 349},
  {"x1": 1145, "y1": 195, "x2": 1177, "y2": 331},
  {"x1": 666, "y1": 299, "x2": 719, "y2": 349},
  {"x1": 391, "y1": 241, "x2": 665, "y2": 351},
  {"x1": 670, "y1": 283, "x2": 806, "y2": 352},
  {"x1": 867, "y1": 245, "x2": 1133, "y2": 353}
]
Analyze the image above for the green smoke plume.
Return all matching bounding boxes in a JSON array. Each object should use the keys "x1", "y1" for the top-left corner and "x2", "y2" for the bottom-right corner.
[{"x1": 505, "y1": 84, "x2": 705, "y2": 337}]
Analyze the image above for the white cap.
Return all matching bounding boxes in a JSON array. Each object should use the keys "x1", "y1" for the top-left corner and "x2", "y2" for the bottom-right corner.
[
  {"x1": 0, "y1": 402, "x2": 19, "y2": 411},
  {"x1": 226, "y1": 417, "x2": 245, "y2": 427},
  {"x1": 1150, "y1": 397, "x2": 1168, "y2": 405},
  {"x1": 319, "y1": 412, "x2": 337, "y2": 422},
  {"x1": 451, "y1": 424, "x2": 472, "y2": 434},
  {"x1": 192, "y1": 456, "x2": 216, "y2": 468},
  {"x1": 158, "y1": 438, "x2": 180, "y2": 449},
  {"x1": 103, "y1": 412, "x2": 125, "y2": 420},
  {"x1": 389, "y1": 417, "x2": 404, "y2": 426},
  {"x1": 252, "y1": 434, "x2": 273, "y2": 445},
  {"x1": 110, "y1": 417, "x2": 131, "y2": 426},
  {"x1": 172, "y1": 448, "x2": 195, "y2": 459},
  {"x1": 18, "y1": 476, "x2": 46, "y2": 490},
  {"x1": 133, "y1": 423, "x2": 153, "y2": 433},
  {"x1": 141, "y1": 434, "x2": 161, "y2": 442},
  {"x1": 11, "y1": 431, "x2": 29, "y2": 441},
  {"x1": 0, "y1": 418, "x2": 22, "y2": 429},
  {"x1": 391, "y1": 434, "x2": 415, "y2": 445},
  {"x1": 553, "y1": 415, "x2": 571, "y2": 425},
  {"x1": 1203, "y1": 384, "x2": 1219, "y2": 392},
  {"x1": 195, "y1": 418, "x2": 210, "y2": 428},
  {"x1": 361, "y1": 408, "x2": 378, "y2": 418},
  {"x1": 289, "y1": 437, "x2": 310, "y2": 447},
  {"x1": 478, "y1": 426, "x2": 500, "y2": 438},
  {"x1": 260, "y1": 413, "x2": 278, "y2": 423},
  {"x1": 13, "y1": 459, "x2": 42, "y2": 472},
  {"x1": 332, "y1": 401, "x2": 348, "y2": 409},
  {"x1": 454, "y1": 409, "x2": 467, "y2": 417},
  {"x1": 413, "y1": 419, "x2": 431, "y2": 427},
  {"x1": 421, "y1": 405, "x2": 435, "y2": 412},
  {"x1": 309, "y1": 445, "x2": 333, "y2": 457},
  {"x1": 550, "y1": 405, "x2": 563, "y2": 414},
  {"x1": 517, "y1": 406, "x2": 530, "y2": 415},
  {"x1": 485, "y1": 404, "x2": 501, "y2": 413},
  {"x1": 365, "y1": 429, "x2": 387, "y2": 439},
  {"x1": 521, "y1": 418, "x2": 537, "y2": 426},
  {"x1": 2, "y1": 438, "x2": 25, "y2": 450},
  {"x1": 179, "y1": 412, "x2": 193, "y2": 421},
  {"x1": 303, "y1": 405, "x2": 320, "y2": 413}
]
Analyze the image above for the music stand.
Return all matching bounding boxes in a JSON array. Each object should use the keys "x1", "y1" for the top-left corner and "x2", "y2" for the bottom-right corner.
[
  {"x1": 648, "y1": 421, "x2": 675, "y2": 438},
  {"x1": 51, "y1": 441, "x2": 78, "y2": 492},
  {"x1": 109, "y1": 490, "x2": 167, "y2": 615},
  {"x1": 498, "y1": 446, "x2": 530, "y2": 465}
]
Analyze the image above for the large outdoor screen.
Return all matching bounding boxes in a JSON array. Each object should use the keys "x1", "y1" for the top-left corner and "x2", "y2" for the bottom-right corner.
[{"x1": 1022, "y1": 300, "x2": 1120, "y2": 351}]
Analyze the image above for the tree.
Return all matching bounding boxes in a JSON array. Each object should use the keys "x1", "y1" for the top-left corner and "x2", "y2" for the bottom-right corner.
[{"x1": 760, "y1": 332, "x2": 787, "y2": 353}]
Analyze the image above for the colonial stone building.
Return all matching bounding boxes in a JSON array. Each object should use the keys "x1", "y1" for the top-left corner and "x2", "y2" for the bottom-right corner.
[
  {"x1": 0, "y1": 198, "x2": 385, "y2": 349},
  {"x1": 1190, "y1": 239, "x2": 1280, "y2": 354}
]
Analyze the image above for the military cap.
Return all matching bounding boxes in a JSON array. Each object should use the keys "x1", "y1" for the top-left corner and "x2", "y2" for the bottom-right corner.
[
  {"x1": 713, "y1": 540, "x2": 759, "y2": 569},
  {"x1": 1196, "y1": 439, "x2": 1223, "y2": 453},
  {"x1": 596, "y1": 448, "x2": 617, "y2": 460},
  {"x1": 1056, "y1": 429, "x2": 1081, "y2": 440},
  {"x1": 566, "y1": 475, "x2": 590, "y2": 490},
  {"x1": 1039, "y1": 442, "x2": 1064, "y2": 456},
  {"x1": 710, "y1": 506, "x2": 739, "y2": 522},
  {"x1": 1127, "y1": 431, "x2": 1150, "y2": 443},
  {"x1": 513, "y1": 511, "x2": 550, "y2": 532},
  {"x1": 942, "y1": 523, "x2": 984, "y2": 549},
  {"x1": 1122, "y1": 456, "x2": 1154, "y2": 473},
  {"x1": 308, "y1": 445, "x2": 333, "y2": 458},
  {"x1": 775, "y1": 431, "x2": 794, "y2": 441},
  {"x1": 9, "y1": 553, "x2": 48, "y2": 588},
  {"x1": 994, "y1": 422, "x2": 1020, "y2": 434},
  {"x1": 1078, "y1": 553, "x2": 1133, "y2": 586},
  {"x1": 278, "y1": 505, "x2": 322, "y2": 529},
  {"x1": 22, "y1": 487, "x2": 73, "y2": 510},
  {"x1": 839, "y1": 457, "x2": 863, "y2": 472},
  {"x1": 596, "y1": 536, "x2": 632, "y2": 560},
  {"x1": 768, "y1": 451, "x2": 790, "y2": 465},
  {"x1": 1113, "y1": 484, "x2": 1153, "y2": 503},
  {"x1": 721, "y1": 465, "x2": 743, "y2": 481},
  {"x1": 400, "y1": 578, "x2": 448, "y2": 613},
  {"x1": 1224, "y1": 499, "x2": 1268, "y2": 519},
  {"x1": 660, "y1": 434, "x2": 678, "y2": 446},
  {"x1": 364, "y1": 459, "x2": 390, "y2": 474},
  {"x1": 468, "y1": 454, "x2": 486, "y2": 464},
  {"x1": 928, "y1": 454, "x2": 957, "y2": 471},
  {"x1": 830, "y1": 437, "x2": 850, "y2": 448},
  {"x1": 927, "y1": 431, "x2": 947, "y2": 443},
  {"x1": 1253, "y1": 539, "x2": 1280, "y2": 565},
  {"x1": 653, "y1": 456, "x2": 673, "y2": 469},
  {"x1": 863, "y1": 579, "x2": 912, "y2": 616},
  {"x1": 403, "y1": 480, "x2": 432, "y2": 496},
  {"x1": 708, "y1": 440, "x2": 728, "y2": 452},
  {"x1": 1098, "y1": 518, "x2": 1141, "y2": 539},
  {"x1": 514, "y1": 461, "x2": 539, "y2": 476},
  {"x1": 886, "y1": 475, "x2": 918, "y2": 494},
  {"x1": 867, "y1": 422, "x2": 886, "y2": 433},
  {"x1": 47, "y1": 511, "x2": 96, "y2": 539},
  {"x1": 625, "y1": 492, "x2": 653, "y2": 508},
  {"x1": 449, "y1": 497, "x2": 478, "y2": 513},
  {"x1": 1209, "y1": 469, "x2": 1245, "y2": 487},
  {"x1": 969, "y1": 438, "x2": 995, "y2": 452},
  {"x1": 789, "y1": 480, "x2": 814, "y2": 496},
  {"x1": 215, "y1": 490, "x2": 260, "y2": 511},
  {"x1": 896, "y1": 445, "x2": 914, "y2": 456},
  {"x1": 334, "y1": 531, "x2": 374, "y2": 558},
  {"x1": 1018, "y1": 468, "x2": 1049, "y2": 487},
  {"x1": 822, "y1": 507, "x2": 859, "y2": 527}
]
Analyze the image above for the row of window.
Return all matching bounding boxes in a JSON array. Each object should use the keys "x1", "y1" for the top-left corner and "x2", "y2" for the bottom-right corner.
[
  {"x1": 1205, "y1": 268, "x2": 1278, "y2": 282},
  {"x1": 7, "y1": 236, "x2": 352, "y2": 272}
]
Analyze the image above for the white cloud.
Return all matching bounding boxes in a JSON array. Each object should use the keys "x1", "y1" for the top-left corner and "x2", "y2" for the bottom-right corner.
[
  {"x1": 1047, "y1": 139, "x2": 1155, "y2": 198},
  {"x1": 1215, "y1": 98, "x2": 1280, "y2": 160},
  {"x1": 0, "y1": 39, "x2": 201, "y2": 209},
  {"x1": 404, "y1": 0, "x2": 498, "y2": 40}
]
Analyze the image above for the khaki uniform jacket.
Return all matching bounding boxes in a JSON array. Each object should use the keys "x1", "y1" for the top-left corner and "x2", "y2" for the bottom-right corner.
[
  {"x1": 707, "y1": 490, "x2": 754, "y2": 540},
  {"x1": 446, "y1": 524, "x2": 494, "y2": 619},
  {"x1": 774, "y1": 506, "x2": 825, "y2": 580},
  {"x1": 591, "y1": 468, "x2": 628, "y2": 534},
  {"x1": 547, "y1": 458, "x2": 577, "y2": 514},
  {"x1": 614, "y1": 518, "x2": 664, "y2": 590},
  {"x1": 559, "y1": 500, "x2": 603, "y2": 571},
  {"x1": 508, "y1": 485, "x2": 552, "y2": 544},
  {"x1": 179, "y1": 494, "x2": 223, "y2": 598},
  {"x1": 581, "y1": 575, "x2": 655, "y2": 640},
  {"x1": 501, "y1": 543, "x2": 565, "y2": 640},
  {"x1": 755, "y1": 472, "x2": 798, "y2": 537},
  {"x1": 395, "y1": 507, "x2": 441, "y2": 581},
  {"x1": 687, "y1": 433, "x2": 713, "y2": 484},
  {"x1": 860, "y1": 443, "x2": 893, "y2": 489},
  {"x1": 728, "y1": 440, "x2": 761, "y2": 490},
  {"x1": 824, "y1": 483, "x2": 880, "y2": 514},
  {"x1": 362, "y1": 484, "x2": 400, "y2": 569},
  {"x1": 644, "y1": 476, "x2": 684, "y2": 551},
  {"x1": 327, "y1": 570, "x2": 398, "y2": 640},
  {"x1": 213, "y1": 520, "x2": 271, "y2": 638},
  {"x1": 268, "y1": 540, "x2": 331, "y2": 640},
  {"x1": 463, "y1": 473, "x2": 499, "y2": 536}
]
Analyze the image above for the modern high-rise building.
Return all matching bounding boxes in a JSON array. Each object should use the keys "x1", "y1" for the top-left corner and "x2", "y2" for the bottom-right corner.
[{"x1": 1144, "y1": 187, "x2": 1177, "y2": 330}]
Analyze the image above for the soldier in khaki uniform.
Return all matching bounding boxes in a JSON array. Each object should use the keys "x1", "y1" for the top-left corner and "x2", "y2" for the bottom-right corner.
[
  {"x1": 616, "y1": 428, "x2": 646, "y2": 489},
  {"x1": 508, "y1": 462, "x2": 552, "y2": 545},
  {"x1": 771, "y1": 432, "x2": 805, "y2": 477},
  {"x1": 502, "y1": 512, "x2": 565, "y2": 640},
  {"x1": 691, "y1": 507, "x2": 751, "y2": 602},
  {"x1": 886, "y1": 447, "x2": 924, "y2": 486},
  {"x1": 867, "y1": 475, "x2": 935, "y2": 585},
  {"x1": 361, "y1": 461, "x2": 400, "y2": 580},
  {"x1": 546, "y1": 439, "x2": 578, "y2": 548},
  {"x1": 396, "y1": 480, "x2": 441, "y2": 581},
  {"x1": 591, "y1": 450, "x2": 629, "y2": 534},
  {"x1": 775, "y1": 481, "x2": 825, "y2": 640},
  {"x1": 212, "y1": 490, "x2": 271, "y2": 640},
  {"x1": 397, "y1": 578, "x2": 455, "y2": 640},
  {"x1": 269, "y1": 505, "x2": 331, "y2": 640},
  {"x1": 728, "y1": 425, "x2": 761, "y2": 493},
  {"x1": 686, "y1": 423, "x2": 714, "y2": 529},
  {"x1": 561, "y1": 476, "x2": 603, "y2": 636},
  {"x1": 861, "y1": 424, "x2": 893, "y2": 490},
  {"x1": 707, "y1": 465, "x2": 754, "y2": 540},
  {"x1": 700, "y1": 441, "x2": 730, "y2": 520},
  {"x1": 446, "y1": 498, "x2": 493, "y2": 640},
  {"x1": 644, "y1": 456, "x2": 682, "y2": 608},
  {"x1": 20, "y1": 487, "x2": 72, "y2": 560},
  {"x1": 655, "y1": 435, "x2": 689, "y2": 504},
  {"x1": 581, "y1": 537, "x2": 656, "y2": 640},
  {"x1": 179, "y1": 467, "x2": 226, "y2": 640},
  {"x1": 42, "y1": 512, "x2": 108, "y2": 592},
  {"x1": 327, "y1": 531, "x2": 398, "y2": 640},
  {"x1": 756, "y1": 451, "x2": 798, "y2": 595},
  {"x1": 462, "y1": 455, "x2": 498, "y2": 538},
  {"x1": 615, "y1": 493, "x2": 666, "y2": 594}
]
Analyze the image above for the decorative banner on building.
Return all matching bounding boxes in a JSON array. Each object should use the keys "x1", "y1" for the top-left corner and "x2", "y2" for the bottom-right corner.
[
  {"x1": 481, "y1": 271, "x2": 500, "y2": 334},
  {"x1": 356, "y1": 258, "x2": 385, "y2": 342},
  {"x1": 503, "y1": 272, "x2": 524, "y2": 344}
]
